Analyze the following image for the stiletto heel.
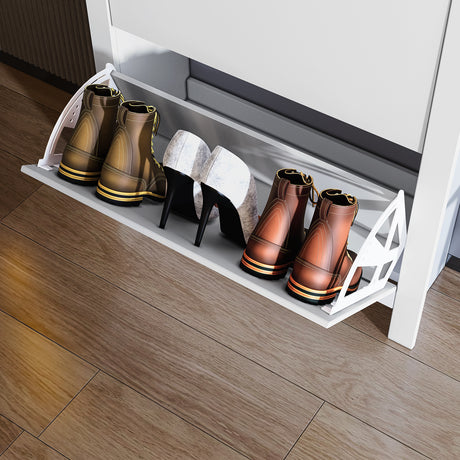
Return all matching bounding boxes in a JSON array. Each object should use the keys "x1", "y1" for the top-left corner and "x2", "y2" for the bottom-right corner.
[
  {"x1": 159, "y1": 167, "x2": 196, "y2": 228},
  {"x1": 194, "y1": 146, "x2": 258, "y2": 247},
  {"x1": 194, "y1": 184, "x2": 219, "y2": 246},
  {"x1": 159, "y1": 130, "x2": 216, "y2": 228}
]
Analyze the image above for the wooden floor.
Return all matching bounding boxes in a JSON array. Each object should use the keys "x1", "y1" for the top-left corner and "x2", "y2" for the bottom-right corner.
[{"x1": 0, "y1": 62, "x2": 458, "y2": 459}]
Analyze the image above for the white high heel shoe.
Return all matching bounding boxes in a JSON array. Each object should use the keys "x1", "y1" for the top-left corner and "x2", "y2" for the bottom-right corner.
[
  {"x1": 159, "y1": 130, "x2": 217, "y2": 228},
  {"x1": 194, "y1": 146, "x2": 258, "y2": 247}
]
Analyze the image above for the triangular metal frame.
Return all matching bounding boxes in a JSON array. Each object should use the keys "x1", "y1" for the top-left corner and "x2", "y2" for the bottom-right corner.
[{"x1": 322, "y1": 190, "x2": 407, "y2": 315}]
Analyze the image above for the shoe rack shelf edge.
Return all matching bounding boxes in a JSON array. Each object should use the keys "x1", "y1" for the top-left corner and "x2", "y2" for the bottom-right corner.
[{"x1": 22, "y1": 64, "x2": 406, "y2": 328}]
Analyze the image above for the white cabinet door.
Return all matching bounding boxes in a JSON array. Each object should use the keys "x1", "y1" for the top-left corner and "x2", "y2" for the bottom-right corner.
[{"x1": 109, "y1": 0, "x2": 450, "y2": 152}]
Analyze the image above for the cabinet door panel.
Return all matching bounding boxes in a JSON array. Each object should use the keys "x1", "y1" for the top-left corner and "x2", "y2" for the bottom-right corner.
[{"x1": 109, "y1": 0, "x2": 450, "y2": 152}]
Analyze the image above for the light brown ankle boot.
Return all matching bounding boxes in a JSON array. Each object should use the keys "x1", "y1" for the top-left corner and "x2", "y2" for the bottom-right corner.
[
  {"x1": 241, "y1": 169, "x2": 313, "y2": 279},
  {"x1": 58, "y1": 84, "x2": 121, "y2": 184},
  {"x1": 96, "y1": 101, "x2": 166, "y2": 206},
  {"x1": 287, "y1": 189, "x2": 362, "y2": 305}
]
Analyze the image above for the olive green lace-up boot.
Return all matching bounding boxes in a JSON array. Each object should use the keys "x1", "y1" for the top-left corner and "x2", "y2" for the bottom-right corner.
[
  {"x1": 96, "y1": 101, "x2": 166, "y2": 205},
  {"x1": 58, "y1": 84, "x2": 121, "y2": 184}
]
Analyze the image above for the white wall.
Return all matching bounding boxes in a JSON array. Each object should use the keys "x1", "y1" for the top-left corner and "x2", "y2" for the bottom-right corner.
[{"x1": 109, "y1": 0, "x2": 450, "y2": 152}]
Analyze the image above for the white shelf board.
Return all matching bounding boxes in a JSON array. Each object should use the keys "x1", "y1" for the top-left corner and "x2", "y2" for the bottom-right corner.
[{"x1": 22, "y1": 164, "x2": 396, "y2": 328}]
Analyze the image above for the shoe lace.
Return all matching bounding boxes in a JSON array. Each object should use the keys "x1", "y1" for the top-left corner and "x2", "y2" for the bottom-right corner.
[
  {"x1": 108, "y1": 87, "x2": 123, "y2": 103},
  {"x1": 310, "y1": 181, "x2": 320, "y2": 206},
  {"x1": 147, "y1": 107, "x2": 162, "y2": 170},
  {"x1": 299, "y1": 172, "x2": 320, "y2": 206},
  {"x1": 345, "y1": 194, "x2": 359, "y2": 224}
]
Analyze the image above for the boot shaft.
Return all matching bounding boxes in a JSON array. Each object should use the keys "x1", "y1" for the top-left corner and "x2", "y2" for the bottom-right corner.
[
  {"x1": 106, "y1": 101, "x2": 160, "y2": 178},
  {"x1": 256, "y1": 169, "x2": 312, "y2": 250},
  {"x1": 99, "y1": 100, "x2": 166, "y2": 199},
  {"x1": 309, "y1": 188, "x2": 341, "y2": 226},
  {"x1": 298, "y1": 189, "x2": 358, "y2": 272},
  {"x1": 68, "y1": 84, "x2": 120, "y2": 158}
]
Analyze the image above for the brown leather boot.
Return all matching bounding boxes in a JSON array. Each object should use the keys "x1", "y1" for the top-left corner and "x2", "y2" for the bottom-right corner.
[
  {"x1": 96, "y1": 101, "x2": 166, "y2": 206},
  {"x1": 287, "y1": 189, "x2": 362, "y2": 305},
  {"x1": 240, "y1": 168, "x2": 313, "y2": 279},
  {"x1": 58, "y1": 84, "x2": 121, "y2": 184}
]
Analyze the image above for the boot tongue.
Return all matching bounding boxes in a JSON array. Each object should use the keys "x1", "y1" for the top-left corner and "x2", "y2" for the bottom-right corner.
[
  {"x1": 321, "y1": 189, "x2": 341, "y2": 200},
  {"x1": 275, "y1": 169, "x2": 313, "y2": 199},
  {"x1": 84, "y1": 85, "x2": 121, "y2": 110},
  {"x1": 118, "y1": 101, "x2": 158, "y2": 125},
  {"x1": 320, "y1": 191, "x2": 358, "y2": 224},
  {"x1": 87, "y1": 84, "x2": 116, "y2": 97},
  {"x1": 322, "y1": 189, "x2": 357, "y2": 207},
  {"x1": 123, "y1": 101, "x2": 152, "y2": 113},
  {"x1": 277, "y1": 168, "x2": 311, "y2": 186},
  {"x1": 329, "y1": 194, "x2": 354, "y2": 206}
]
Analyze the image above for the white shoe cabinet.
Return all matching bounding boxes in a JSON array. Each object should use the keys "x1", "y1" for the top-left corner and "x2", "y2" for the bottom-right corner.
[{"x1": 22, "y1": 64, "x2": 408, "y2": 329}]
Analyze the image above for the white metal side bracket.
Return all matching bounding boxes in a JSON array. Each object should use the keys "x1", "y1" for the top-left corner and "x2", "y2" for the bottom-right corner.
[
  {"x1": 322, "y1": 190, "x2": 407, "y2": 315},
  {"x1": 38, "y1": 63, "x2": 118, "y2": 170}
]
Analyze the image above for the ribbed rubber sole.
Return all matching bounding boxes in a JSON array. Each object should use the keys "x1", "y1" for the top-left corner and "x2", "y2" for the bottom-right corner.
[
  {"x1": 286, "y1": 275, "x2": 362, "y2": 305},
  {"x1": 95, "y1": 182, "x2": 165, "y2": 206},
  {"x1": 58, "y1": 163, "x2": 100, "y2": 185},
  {"x1": 240, "y1": 250, "x2": 291, "y2": 280}
]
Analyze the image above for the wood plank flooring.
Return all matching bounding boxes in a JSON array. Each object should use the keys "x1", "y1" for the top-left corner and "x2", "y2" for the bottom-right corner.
[
  {"x1": 0, "y1": 63, "x2": 458, "y2": 458},
  {"x1": 0, "y1": 63, "x2": 70, "y2": 113},
  {"x1": 286, "y1": 403, "x2": 426, "y2": 460},
  {"x1": 0, "y1": 223, "x2": 321, "y2": 459},
  {"x1": 41, "y1": 372, "x2": 245, "y2": 460},
  {"x1": 0, "y1": 86, "x2": 60, "y2": 164},
  {"x1": 345, "y1": 291, "x2": 460, "y2": 380},
  {"x1": 0, "y1": 311, "x2": 96, "y2": 435},
  {"x1": 4, "y1": 186, "x2": 458, "y2": 458},
  {"x1": 0, "y1": 417, "x2": 21, "y2": 456},
  {"x1": 2, "y1": 432, "x2": 65, "y2": 460},
  {"x1": 0, "y1": 149, "x2": 40, "y2": 219},
  {"x1": 432, "y1": 266, "x2": 460, "y2": 299}
]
